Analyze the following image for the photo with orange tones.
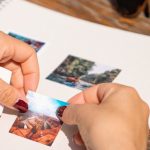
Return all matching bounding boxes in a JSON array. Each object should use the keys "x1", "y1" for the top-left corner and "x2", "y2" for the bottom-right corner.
[{"x1": 9, "y1": 91, "x2": 68, "y2": 146}]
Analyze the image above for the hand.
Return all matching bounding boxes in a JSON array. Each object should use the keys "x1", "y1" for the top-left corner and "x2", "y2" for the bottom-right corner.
[
  {"x1": 0, "y1": 31, "x2": 39, "y2": 111},
  {"x1": 61, "y1": 83, "x2": 149, "y2": 150}
]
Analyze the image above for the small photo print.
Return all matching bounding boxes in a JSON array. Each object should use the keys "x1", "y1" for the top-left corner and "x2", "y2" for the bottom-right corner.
[
  {"x1": 9, "y1": 112, "x2": 61, "y2": 146},
  {"x1": 46, "y1": 55, "x2": 121, "y2": 90},
  {"x1": 8, "y1": 32, "x2": 45, "y2": 52},
  {"x1": 9, "y1": 91, "x2": 68, "y2": 146}
]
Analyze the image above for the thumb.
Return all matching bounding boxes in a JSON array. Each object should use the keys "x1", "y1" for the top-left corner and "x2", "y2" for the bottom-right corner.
[
  {"x1": 0, "y1": 79, "x2": 28, "y2": 112},
  {"x1": 59, "y1": 104, "x2": 98, "y2": 125}
]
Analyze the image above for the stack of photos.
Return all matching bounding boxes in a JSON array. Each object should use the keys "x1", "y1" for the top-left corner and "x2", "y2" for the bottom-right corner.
[
  {"x1": 8, "y1": 32, "x2": 45, "y2": 52},
  {"x1": 9, "y1": 91, "x2": 68, "y2": 146},
  {"x1": 47, "y1": 55, "x2": 121, "y2": 90}
]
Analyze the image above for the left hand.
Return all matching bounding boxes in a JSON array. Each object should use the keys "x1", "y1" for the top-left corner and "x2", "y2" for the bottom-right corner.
[{"x1": 0, "y1": 31, "x2": 39, "y2": 109}]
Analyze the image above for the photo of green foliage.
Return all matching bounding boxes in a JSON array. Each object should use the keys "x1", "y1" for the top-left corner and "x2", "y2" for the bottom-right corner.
[{"x1": 47, "y1": 55, "x2": 121, "y2": 90}]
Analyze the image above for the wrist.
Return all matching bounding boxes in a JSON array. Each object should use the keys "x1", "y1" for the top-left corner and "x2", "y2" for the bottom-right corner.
[
  {"x1": 94, "y1": 143, "x2": 137, "y2": 150},
  {"x1": 92, "y1": 137, "x2": 137, "y2": 150}
]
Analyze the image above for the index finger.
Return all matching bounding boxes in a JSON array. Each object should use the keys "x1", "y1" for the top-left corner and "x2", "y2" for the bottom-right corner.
[
  {"x1": 12, "y1": 36, "x2": 39, "y2": 92},
  {"x1": 0, "y1": 32, "x2": 39, "y2": 92},
  {"x1": 68, "y1": 83, "x2": 121, "y2": 104}
]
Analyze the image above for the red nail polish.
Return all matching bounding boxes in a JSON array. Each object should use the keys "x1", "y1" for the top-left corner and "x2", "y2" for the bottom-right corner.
[
  {"x1": 14, "y1": 99, "x2": 28, "y2": 113},
  {"x1": 57, "y1": 106, "x2": 67, "y2": 119}
]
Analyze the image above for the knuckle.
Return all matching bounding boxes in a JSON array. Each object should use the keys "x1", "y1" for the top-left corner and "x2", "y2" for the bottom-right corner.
[
  {"x1": 29, "y1": 46, "x2": 36, "y2": 54},
  {"x1": 97, "y1": 83, "x2": 119, "y2": 92},
  {"x1": 141, "y1": 101, "x2": 149, "y2": 117},
  {"x1": 0, "y1": 85, "x2": 17, "y2": 106},
  {"x1": 120, "y1": 85, "x2": 138, "y2": 95},
  {"x1": 126, "y1": 86, "x2": 137, "y2": 93},
  {"x1": 98, "y1": 83, "x2": 130, "y2": 91}
]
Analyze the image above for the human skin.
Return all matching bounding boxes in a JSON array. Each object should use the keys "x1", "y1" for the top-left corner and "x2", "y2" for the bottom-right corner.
[
  {"x1": 0, "y1": 31, "x2": 39, "y2": 110},
  {"x1": 61, "y1": 83, "x2": 149, "y2": 150}
]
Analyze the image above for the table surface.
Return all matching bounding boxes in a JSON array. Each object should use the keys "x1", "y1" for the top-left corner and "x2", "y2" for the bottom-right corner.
[
  {"x1": 26, "y1": 0, "x2": 150, "y2": 149},
  {"x1": 28, "y1": 0, "x2": 150, "y2": 36}
]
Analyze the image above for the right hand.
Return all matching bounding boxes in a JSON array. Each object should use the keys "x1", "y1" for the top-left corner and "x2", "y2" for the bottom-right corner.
[{"x1": 61, "y1": 83, "x2": 149, "y2": 150}]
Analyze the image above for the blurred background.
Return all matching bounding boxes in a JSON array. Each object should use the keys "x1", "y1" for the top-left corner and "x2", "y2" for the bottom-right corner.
[{"x1": 28, "y1": 0, "x2": 150, "y2": 36}]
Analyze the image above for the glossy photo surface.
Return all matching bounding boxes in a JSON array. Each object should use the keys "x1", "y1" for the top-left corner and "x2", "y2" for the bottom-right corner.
[
  {"x1": 47, "y1": 55, "x2": 121, "y2": 90},
  {"x1": 9, "y1": 91, "x2": 68, "y2": 146}
]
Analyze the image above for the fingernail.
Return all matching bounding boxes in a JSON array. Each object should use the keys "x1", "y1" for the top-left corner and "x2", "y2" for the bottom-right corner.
[
  {"x1": 14, "y1": 99, "x2": 28, "y2": 113},
  {"x1": 56, "y1": 106, "x2": 67, "y2": 119}
]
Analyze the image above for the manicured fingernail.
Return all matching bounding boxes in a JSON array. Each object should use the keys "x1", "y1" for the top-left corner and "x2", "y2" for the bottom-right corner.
[
  {"x1": 56, "y1": 106, "x2": 67, "y2": 119},
  {"x1": 14, "y1": 99, "x2": 28, "y2": 113}
]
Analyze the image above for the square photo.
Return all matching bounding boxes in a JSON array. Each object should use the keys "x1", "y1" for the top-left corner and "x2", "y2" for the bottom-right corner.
[
  {"x1": 8, "y1": 32, "x2": 45, "y2": 52},
  {"x1": 46, "y1": 55, "x2": 121, "y2": 90},
  {"x1": 9, "y1": 91, "x2": 68, "y2": 146}
]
